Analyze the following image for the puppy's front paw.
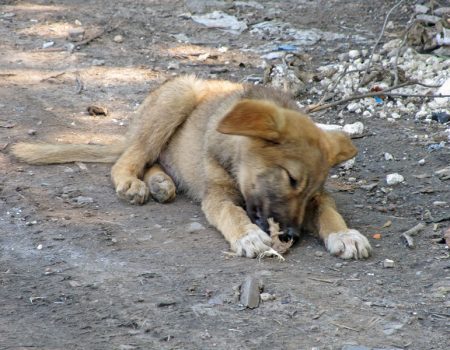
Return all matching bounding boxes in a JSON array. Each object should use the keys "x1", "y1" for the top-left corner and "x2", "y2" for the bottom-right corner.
[
  {"x1": 115, "y1": 177, "x2": 149, "y2": 205},
  {"x1": 326, "y1": 229, "x2": 372, "y2": 259},
  {"x1": 233, "y1": 225, "x2": 273, "y2": 258}
]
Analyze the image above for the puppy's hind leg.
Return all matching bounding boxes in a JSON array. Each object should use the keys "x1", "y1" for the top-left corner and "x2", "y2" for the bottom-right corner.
[
  {"x1": 144, "y1": 164, "x2": 176, "y2": 203},
  {"x1": 111, "y1": 76, "x2": 199, "y2": 205}
]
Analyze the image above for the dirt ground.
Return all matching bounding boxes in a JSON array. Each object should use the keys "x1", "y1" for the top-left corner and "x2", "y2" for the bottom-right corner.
[{"x1": 1, "y1": 1, "x2": 449, "y2": 349}]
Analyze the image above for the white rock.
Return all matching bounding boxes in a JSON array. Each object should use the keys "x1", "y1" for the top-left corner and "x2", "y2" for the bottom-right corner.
[
  {"x1": 37, "y1": 244, "x2": 43, "y2": 250},
  {"x1": 191, "y1": 11, "x2": 247, "y2": 35},
  {"x1": 260, "y1": 292, "x2": 275, "y2": 302},
  {"x1": 391, "y1": 112, "x2": 401, "y2": 119},
  {"x1": 415, "y1": 4, "x2": 429, "y2": 14},
  {"x1": 92, "y1": 59, "x2": 105, "y2": 66},
  {"x1": 384, "y1": 153, "x2": 394, "y2": 161},
  {"x1": 348, "y1": 50, "x2": 360, "y2": 59},
  {"x1": 187, "y1": 222, "x2": 205, "y2": 233},
  {"x1": 383, "y1": 259, "x2": 395, "y2": 268},
  {"x1": 347, "y1": 102, "x2": 361, "y2": 112},
  {"x1": 42, "y1": 41, "x2": 54, "y2": 49},
  {"x1": 362, "y1": 110, "x2": 372, "y2": 118},
  {"x1": 386, "y1": 173, "x2": 404, "y2": 185},
  {"x1": 341, "y1": 158, "x2": 355, "y2": 170},
  {"x1": 418, "y1": 158, "x2": 425, "y2": 165},
  {"x1": 113, "y1": 35, "x2": 124, "y2": 43},
  {"x1": 343, "y1": 122, "x2": 364, "y2": 136},
  {"x1": 433, "y1": 201, "x2": 447, "y2": 207},
  {"x1": 435, "y1": 77, "x2": 450, "y2": 106}
]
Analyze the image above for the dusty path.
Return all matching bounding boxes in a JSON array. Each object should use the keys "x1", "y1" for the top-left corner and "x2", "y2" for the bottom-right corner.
[{"x1": 0, "y1": 1, "x2": 449, "y2": 349}]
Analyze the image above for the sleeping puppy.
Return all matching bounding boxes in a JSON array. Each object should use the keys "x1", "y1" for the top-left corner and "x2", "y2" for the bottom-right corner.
[{"x1": 12, "y1": 76, "x2": 372, "y2": 259}]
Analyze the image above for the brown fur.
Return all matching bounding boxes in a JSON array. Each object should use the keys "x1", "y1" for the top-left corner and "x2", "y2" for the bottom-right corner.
[{"x1": 11, "y1": 76, "x2": 372, "y2": 259}]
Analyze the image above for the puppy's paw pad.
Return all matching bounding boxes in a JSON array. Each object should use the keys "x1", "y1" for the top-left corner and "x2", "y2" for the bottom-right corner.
[
  {"x1": 233, "y1": 226, "x2": 273, "y2": 258},
  {"x1": 147, "y1": 174, "x2": 176, "y2": 203},
  {"x1": 326, "y1": 229, "x2": 372, "y2": 260},
  {"x1": 116, "y1": 178, "x2": 149, "y2": 205}
]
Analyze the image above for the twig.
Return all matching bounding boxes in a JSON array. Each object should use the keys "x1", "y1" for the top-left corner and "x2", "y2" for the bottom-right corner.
[
  {"x1": 40, "y1": 72, "x2": 66, "y2": 82},
  {"x1": 75, "y1": 20, "x2": 123, "y2": 48},
  {"x1": 306, "y1": 81, "x2": 444, "y2": 113},
  {"x1": 307, "y1": 277, "x2": 338, "y2": 284},
  {"x1": 393, "y1": 14, "x2": 416, "y2": 86},
  {"x1": 316, "y1": 64, "x2": 349, "y2": 106},
  {"x1": 329, "y1": 321, "x2": 359, "y2": 332},
  {"x1": 402, "y1": 222, "x2": 426, "y2": 236},
  {"x1": 360, "y1": 0, "x2": 406, "y2": 86},
  {"x1": 75, "y1": 72, "x2": 84, "y2": 94}
]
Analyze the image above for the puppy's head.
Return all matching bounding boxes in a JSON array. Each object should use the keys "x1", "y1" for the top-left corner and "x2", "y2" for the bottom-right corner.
[{"x1": 218, "y1": 99, "x2": 356, "y2": 239}]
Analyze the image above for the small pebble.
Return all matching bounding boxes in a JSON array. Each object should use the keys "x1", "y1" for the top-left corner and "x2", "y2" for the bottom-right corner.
[
  {"x1": 113, "y1": 35, "x2": 124, "y2": 43},
  {"x1": 27, "y1": 129, "x2": 37, "y2": 136},
  {"x1": 418, "y1": 158, "x2": 425, "y2": 165},
  {"x1": 42, "y1": 41, "x2": 54, "y2": 49},
  {"x1": 186, "y1": 222, "x2": 205, "y2": 233},
  {"x1": 314, "y1": 251, "x2": 324, "y2": 257},
  {"x1": 348, "y1": 49, "x2": 360, "y2": 59},
  {"x1": 433, "y1": 201, "x2": 447, "y2": 207},
  {"x1": 37, "y1": 244, "x2": 43, "y2": 250},
  {"x1": 92, "y1": 59, "x2": 105, "y2": 66},
  {"x1": 260, "y1": 292, "x2": 275, "y2": 302},
  {"x1": 386, "y1": 173, "x2": 404, "y2": 185},
  {"x1": 342, "y1": 122, "x2": 364, "y2": 137},
  {"x1": 384, "y1": 153, "x2": 394, "y2": 161},
  {"x1": 383, "y1": 259, "x2": 395, "y2": 268}
]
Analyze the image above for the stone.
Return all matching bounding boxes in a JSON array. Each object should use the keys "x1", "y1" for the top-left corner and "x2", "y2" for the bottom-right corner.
[
  {"x1": 240, "y1": 276, "x2": 261, "y2": 309},
  {"x1": 92, "y1": 59, "x2": 105, "y2": 66},
  {"x1": 113, "y1": 35, "x2": 124, "y2": 43},
  {"x1": 414, "y1": 4, "x2": 429, "y2": 14},
  {"x1": 384, "y1": 153, "x2": 394, "y2": 161},
  {"x1": 386, "y1": 173, "x2": 404, "y2": 185},
  {"x1": 343, "y1": 122, "x2": 364, "y2": 136},
  {"x1": 418, "y1": 158, "x2": 425, "y2": 165},
  {"x1": 347, "y1": 102, "x2": 361, "y2": 112},
  {"x1": 42, "y1": 41, "x2": 54, "y2": 49},
  {"x1": 260, "y1": 292, "x2": 275, "y2": 302},
  {"x1": 383, "y1": 259, "x2": 395, "y2": 268},
  {"x1": 191, "y1": 11, "x2": 248, "y2": 35},
  {"x1": 416, "y1": 14, "x2": 442, "y2": 24},
  {"x1": 68, "y1": 27, "x2": 85, "y2": 41},
  {"x1": 186, "y1": 222, "x2": 205, "y2": 233},
  {"x1": 74, "y1": 196, "x2": 94, "y2": 204},
  {"x1": 348, "y1": 50, "x2": 360, "y2": 59}
]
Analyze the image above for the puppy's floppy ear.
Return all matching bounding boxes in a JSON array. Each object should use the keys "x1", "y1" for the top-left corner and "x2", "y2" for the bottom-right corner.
[
  {"x1": 217, "y1": 99, "x2": 285, "y2": 142},
  {"x1": 325, "y1": 131, "x2": 357, "y2": 166}
]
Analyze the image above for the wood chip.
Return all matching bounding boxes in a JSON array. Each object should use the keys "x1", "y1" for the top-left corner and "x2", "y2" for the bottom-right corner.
[
  {"x1": 87, "y1": 105, "x2": 108, "y2": 116},
  {"x1": 268, "y1": 218, "x2": 293, "y2": 254}
]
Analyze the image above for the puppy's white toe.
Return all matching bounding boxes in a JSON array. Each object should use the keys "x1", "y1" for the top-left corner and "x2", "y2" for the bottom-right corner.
[
  {"x1": 234, "y1": 225, "x2": 273, "y2": 258},
  {"x1": 326, "y1": 229, "x2": 372, "y2": 259}
]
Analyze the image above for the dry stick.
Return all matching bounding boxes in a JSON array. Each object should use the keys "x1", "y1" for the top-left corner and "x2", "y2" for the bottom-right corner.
[
  {"x1": 40, "y1": 72, "x2": 66, "y2": 82},
  {"x1": 75, "y1": 20, "x2": 123, "y2": 48},
  {"x1": 75, "y1": 72, "x2": 84, "y2": 94},
  {"x1": 360, "y1": 0, "x2": 406, "y2": 87},
  {"x1": 393, "y1": 14, "x2": 416, "y2": 86},
  {"x1": 329, "y1": 321, "x2": 359, "y2": 332},
  {"x1": 316, "y1": 64, "x2": 349, "y2": 106},
  {"x1": 306, "y1": 81, "x2": 444, "y2": 113}
]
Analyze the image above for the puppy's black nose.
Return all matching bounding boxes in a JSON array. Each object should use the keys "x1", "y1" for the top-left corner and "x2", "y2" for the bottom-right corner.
[{"x1": 278, "y1": 227, "x2": 300, "y2": 242}]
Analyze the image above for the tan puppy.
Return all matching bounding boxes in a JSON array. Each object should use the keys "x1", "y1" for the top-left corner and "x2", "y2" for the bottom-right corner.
[{"x1": 12, "y1": 76, "x2": 371, "y2": 259}]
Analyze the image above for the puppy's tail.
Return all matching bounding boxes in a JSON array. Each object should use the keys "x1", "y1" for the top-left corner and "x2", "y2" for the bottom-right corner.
[{"x1": 11, "y1": 141, "x2": 126, "y2": 165}]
